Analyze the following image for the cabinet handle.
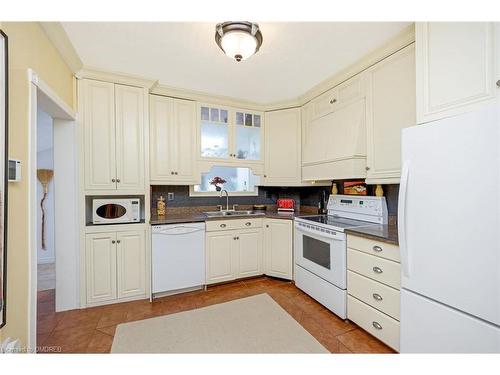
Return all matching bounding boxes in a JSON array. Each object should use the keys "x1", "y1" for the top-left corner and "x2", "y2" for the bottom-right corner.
[
  {"x1": 266, "y1": 225, "x2": 269, "y2": 228},
  {"x1": 264, "y1": 175, "x2": 267, "y2": 178},
  {"x1": 496, "y1": 79, "x2": 500, "y2": 88},
  {"x1": 365, "y1": 166, "x2": 370, "y2": 171},
  {"x1": 233, "y1": 237, "x2": 237, "y2": 240},
  {"x1": 372, "y1": 293, "x2": 383, "y2": 301},
  {"x1": 220, "y1": 224, "x2": 226, "y2": 228},
  {"x1": 372, "y1": 321, "x2": 383, "y2": 330},
  {"x1": 236, "y1": 237, "x2": 239, "y2": 240},
  {"x1": 330, "y1": 98, "x2": 337, "y2": 104},
  {"x1": 373, "y1": 266, "x2": 383, "y2": 274},
  {"x1": 117, "y1": 240, "x2": 121, "y2": 244},
  {"x1": 116, "y1": 179, "x2": 121, "y2": 183},
  {"x1": 245, "y1": 222, "x2": 251, "y2": 226},
  {"x1": 171, "y1": 171, "x2": 174, "y2": 175},
  {"x1": 112, "y1": 178, "x2": 116, "y2": 182},
  {"x1": 372, "y1": 245, "x2": 383, "y2": 252},
  {"x1": 111, "y1": 240, "x2": 116, "y2": 244}
]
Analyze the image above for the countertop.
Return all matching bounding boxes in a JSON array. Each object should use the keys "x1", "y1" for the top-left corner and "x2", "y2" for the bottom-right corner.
[
  {"x1": 150, "y1": 210, "x2": 315, "y2": 225},
  {"x1": 345, "y1": 224, "x2": 399, "y2": 246}
]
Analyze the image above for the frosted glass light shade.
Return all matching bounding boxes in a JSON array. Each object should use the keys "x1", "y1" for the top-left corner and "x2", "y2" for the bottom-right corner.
[{"x1": 220, "y1": 31, "x2": 258, "y2": 62}]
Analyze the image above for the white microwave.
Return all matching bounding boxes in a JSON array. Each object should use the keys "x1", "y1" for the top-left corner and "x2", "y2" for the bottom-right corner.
[{"x1": 92, "y1": 198, "x2": 141, "y2": 225}]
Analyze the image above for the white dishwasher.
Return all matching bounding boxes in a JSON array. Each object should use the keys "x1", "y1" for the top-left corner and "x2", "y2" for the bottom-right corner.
[{"x1": 152, "y1": 222, "x2": 206, "y2": 296}]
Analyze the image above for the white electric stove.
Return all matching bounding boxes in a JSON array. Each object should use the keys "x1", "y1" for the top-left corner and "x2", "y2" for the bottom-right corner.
[{"x1": 294, "y1": 194, "x2": 388, "y2": 319}]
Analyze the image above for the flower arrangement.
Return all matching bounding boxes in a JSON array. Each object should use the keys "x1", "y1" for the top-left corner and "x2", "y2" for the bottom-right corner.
[{"x1": 210, "y1": 176, "x2": 227, "y2": 191}]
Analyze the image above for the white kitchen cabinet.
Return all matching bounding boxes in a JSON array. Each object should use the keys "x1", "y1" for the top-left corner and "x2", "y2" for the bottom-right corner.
[
  {"x1": 198, "y1": 103, "x2": 264, "y2": 165},
  {"x1": 150, "y1": 95, "x2": 198, "y2": 184},
  {"x1": 365, "y1": 44, "x2": 416, "y2": 184},
  {"x1": 85, "y1": 232, "x2": 117, "y2": 304},
  {"x1": 236, "y1": 228, "x2": 263, "y2": 278},
  {"x1": 263, "y1": 108, "x2": 302, "y2": 185},
  {"x1": 115, "y1": 85, "x2": 145, "y2": 191},
  {"x1": 116, "y1": 230, "x2": 146, "y2": 299},
  {"x1": 206, "y1": 231, "x2": 236, "y2": 284},
  {"x1": 416, "y1": 22, "x2": 498, "y2": 124},
  {"x1": 302, "y1": 97, "x2": 367, "y2": 181},
  {"x1": 81, "y1": 79, "x2": 146, "y2": 191},
  {"x1": 85, "y1": 230, "x2": 146, "y2": 305},
  {"x1": 82, "y1": 79, "x2": 116, "y2": 190},
  {"x1": 264, "y1": 219, "x2": 293, "y2": 280}
]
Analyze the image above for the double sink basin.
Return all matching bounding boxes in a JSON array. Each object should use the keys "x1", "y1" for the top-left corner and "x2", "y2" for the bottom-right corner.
[{"x1": 204, "y1": 210, "x2": 265, "y2": 218}]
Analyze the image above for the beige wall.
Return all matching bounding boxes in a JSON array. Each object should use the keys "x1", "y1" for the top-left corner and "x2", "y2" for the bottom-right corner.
[{"x1": 0, "y1": 22, "x2": 75, "y2": 345}]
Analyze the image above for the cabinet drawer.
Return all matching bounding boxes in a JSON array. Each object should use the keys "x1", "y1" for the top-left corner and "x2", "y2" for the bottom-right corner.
[
  {"x1": 347, "y1": 234, "x2": 400, "y2": 262},
  {"x1": 311, "y1": 87, "x2": 338, "y2": 119},
  {"x1": 348, "y1": 295, "x2": 400, "y2": 351},
  {"x1": 348, "y1": 271, "x2": 400, "y2": 320},
  {"x1": 206, "y1": 218, "x2": 263, "y2": 232},
  {"x1": 347, "y1": 248, "x2": 400, "y2": 289}
]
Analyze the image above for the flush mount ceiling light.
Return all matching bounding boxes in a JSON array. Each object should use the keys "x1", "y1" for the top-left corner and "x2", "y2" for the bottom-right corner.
[{"x1": 215, "y1": 22, "x2": 263, "y2": 62}]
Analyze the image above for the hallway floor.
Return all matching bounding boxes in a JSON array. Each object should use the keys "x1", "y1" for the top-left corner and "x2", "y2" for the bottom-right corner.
[
  {"x1": 36, "y1": 277, "x2": 394, "y2": 354},
  {"x1": 37, "y1": 263, "x2": 55, "y2": 291}
]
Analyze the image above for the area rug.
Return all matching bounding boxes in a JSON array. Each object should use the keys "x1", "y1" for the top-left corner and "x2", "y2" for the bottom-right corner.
[{"x1": 111, "y1": 293, "x2": 328, "y2": 353}]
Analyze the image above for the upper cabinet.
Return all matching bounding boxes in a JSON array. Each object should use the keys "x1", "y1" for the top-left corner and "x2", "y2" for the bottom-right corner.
[
  {"x1": 198, "y1": 104, "x2": 264, "y2": 164},
  {"x1": 365, "y1": 44, "x2": 416, "y2": 184},
  {"x1": 150, "y1": 95, "x2": 198, "y2": 184},
  {"x1": 416, "y1": 22, "x2": 498, "y2": 124},
  {"x1": 80, "y1": 79, "x2": 146, "y2": 192},
  {"x1": 302, "y1": 75, "x2": 367, "y2": 181},
  {"x1": 263, "y1": 108, "x2": 302, "y2": 186}
]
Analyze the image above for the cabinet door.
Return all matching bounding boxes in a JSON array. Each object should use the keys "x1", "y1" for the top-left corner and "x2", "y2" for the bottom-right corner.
[
  {"x1": 116, "y1": 230, "x2": 146, "y2": 299},
  {"x1": 365, "y1": 44, "x2": 416, "y2": 184},
  {"x1": 236, "y1": 228, "x2": 263, "y2": 278},
  {"x1": 82, "y1": 79, "x2": 116, "y2": 190},
  {"x1": 416, "y1": 22, "x2": 496, "y2": 124},
  {"x1": 264, "y1": 219, "x2": 292, "y2": 280},
  {"x1": 150, "y1": 95, "x2": 174, "y2": 181},
  {"x1": 172, "y1": 99, "x2": 197, "y2": 182},
  {"x1": 199, "y1": 104, "x2": 230, "y2": 160},
  {"x1": 85, "y1": 232, "x2": 117, "y2": 304},
  {"x1": 206, "y1": 231, "x2": 236, "y2": 284},
  {"x1": 264, "y1": 108, "x2": 301, "y2": 185},
  {"x1": 234, "y1": 110, "x2": 263, "y2": 162},
  {"x1": 115, "y1": 84, "x2": 145, "y2": 191}
]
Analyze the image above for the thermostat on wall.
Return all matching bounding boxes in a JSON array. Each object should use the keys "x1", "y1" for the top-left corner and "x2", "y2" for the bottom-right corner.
[{"x1": 8, "y1": 159, "x2": 21, "y2": 182}]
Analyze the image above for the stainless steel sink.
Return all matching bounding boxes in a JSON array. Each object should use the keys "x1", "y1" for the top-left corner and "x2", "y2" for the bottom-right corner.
[{"x1": 204, "y1": 210, "x2": 265, "y2": 218}]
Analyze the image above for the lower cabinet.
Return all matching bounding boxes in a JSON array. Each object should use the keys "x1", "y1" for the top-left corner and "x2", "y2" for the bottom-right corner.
[
  {"x1": 264, "y1": 219, "x2": 293, "y2": 280},
  {"x1": 346, "y1": 234, "x2": 401, "y2": 352},
  {"x1": 86, "y1": 230, "x2": 146, "y2": 305},
  {"x1": 205, "y1": 218, "x2": 293, "y2": 285}
]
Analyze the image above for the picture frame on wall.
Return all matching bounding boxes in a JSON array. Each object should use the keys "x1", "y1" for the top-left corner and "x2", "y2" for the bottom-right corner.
[{"x1": 0, "y1": 29, "x2": 8, "y2": 329}]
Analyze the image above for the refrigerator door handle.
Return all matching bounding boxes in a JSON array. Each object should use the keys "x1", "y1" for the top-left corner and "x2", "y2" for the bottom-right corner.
[{"x1": 399, "y1": 160, "x2": 410, "y2": 277}]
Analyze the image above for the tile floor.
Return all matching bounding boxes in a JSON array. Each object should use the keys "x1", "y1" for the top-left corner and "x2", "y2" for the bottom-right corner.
[{"x1": 36, "y1": 277, "x2": 395, "y2": 354}]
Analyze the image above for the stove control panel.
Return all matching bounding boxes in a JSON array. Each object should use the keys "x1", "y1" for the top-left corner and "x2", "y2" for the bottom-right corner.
[{"x1": 327, "y1": 195, "x2": 388, "y2": 224}]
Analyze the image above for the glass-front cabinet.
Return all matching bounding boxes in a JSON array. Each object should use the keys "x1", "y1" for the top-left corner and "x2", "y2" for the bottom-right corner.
[{"x1": 199, "y1": 104, "x2": 263, "y2": 164}]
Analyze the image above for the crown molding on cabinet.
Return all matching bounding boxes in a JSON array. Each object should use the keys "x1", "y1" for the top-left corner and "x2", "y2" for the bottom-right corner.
[
  {"x1": 299, "y1": 24, "x2": 416, "y2": 105},
  {"x1": 151, "y1": 84, "x2": 301, "y2": 112},
  {"x1": 76, "y1": 66, "x2": 159, "y2": 89},
  {"x1": 39, "y1": 22, "x2": 83, "y2": 73}
]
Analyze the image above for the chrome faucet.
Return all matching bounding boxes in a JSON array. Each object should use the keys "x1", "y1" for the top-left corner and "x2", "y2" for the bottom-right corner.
[{"x1": 220, "y1": 189, "x2": 230, "y2": 211}]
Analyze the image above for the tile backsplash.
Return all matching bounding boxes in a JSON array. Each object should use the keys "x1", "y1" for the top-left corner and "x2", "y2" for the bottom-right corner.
[{"x1": 151, "y1": 182, "x2": 399, "y2": 216}]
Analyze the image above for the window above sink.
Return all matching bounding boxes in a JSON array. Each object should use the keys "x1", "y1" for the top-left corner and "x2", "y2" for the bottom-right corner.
[{"x1": 190, "y1": 166, "x2": 260, "y2": 197}]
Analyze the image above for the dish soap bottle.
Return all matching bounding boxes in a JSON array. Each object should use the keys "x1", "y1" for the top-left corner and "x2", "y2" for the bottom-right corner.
[{"x1": 157, "y1": 196, "x2": 166, "y2": 216}]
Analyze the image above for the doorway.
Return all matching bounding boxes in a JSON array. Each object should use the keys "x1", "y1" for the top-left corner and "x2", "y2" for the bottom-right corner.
[{"x1": 28, "y1": 70, "x2": 78, "y2": 350}]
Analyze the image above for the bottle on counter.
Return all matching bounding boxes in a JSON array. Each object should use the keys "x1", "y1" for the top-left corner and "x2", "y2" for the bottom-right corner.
[{"x1": 157, "y1": 195, "x2": 166, "y2": 216}]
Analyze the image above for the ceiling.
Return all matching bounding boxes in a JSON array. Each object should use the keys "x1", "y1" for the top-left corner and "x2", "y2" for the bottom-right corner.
[{"x1": 62, "y1": 22, "x2": 411, "y2": 103}]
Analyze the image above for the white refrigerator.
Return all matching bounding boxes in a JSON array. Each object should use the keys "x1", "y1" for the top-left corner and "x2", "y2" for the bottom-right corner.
[{"x1": 399, "y1": 104, "x2": 500, "y2": 353}]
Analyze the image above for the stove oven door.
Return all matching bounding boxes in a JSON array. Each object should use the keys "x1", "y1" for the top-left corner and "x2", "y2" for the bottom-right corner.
[{"x1": 294, "y1": 221, "x2": 346, "y2": 288}]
